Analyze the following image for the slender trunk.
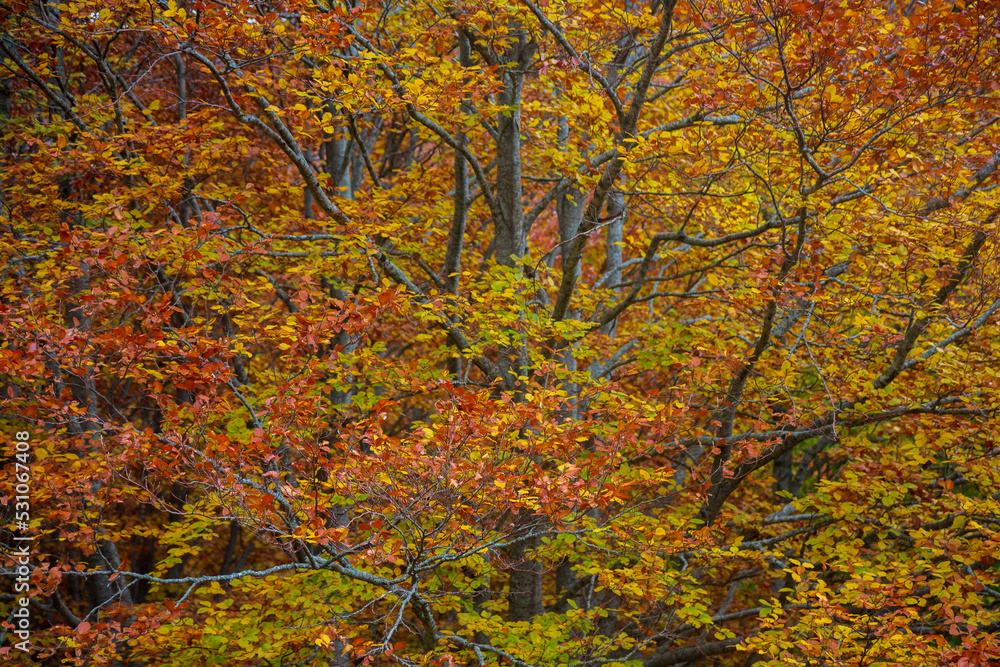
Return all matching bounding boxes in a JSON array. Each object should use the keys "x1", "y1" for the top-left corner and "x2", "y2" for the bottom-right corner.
[
  {"x1": 507, "y1": 530, "x2": 543, "y2": 622},
  {"x1": 601, "y1": 191, "x2": 625, "y2": 337},
  {"x1": 489, "y1": 27, "x2": 544, "y2": 620},
  {"x1": 172, "y1": 53, "x2": 202, "y2": 228},
  {"x1": 303, "y1": 147, "x2": 315, "y2": 219},
  {"x1": 493, "y1": 29, "x2": 537, "y2": 391},
  {"x1": 65, "y1": 268, "x2": 135, "y2": 619},
  {"x1": 494, "y1": 71, "x2": 526, "y2": 268},
  {"x1": 445, "y1": 32, "x2": 471, "y2": 380},
  {"x1": 325, "y1": 132, "x2": 353, "y2": 200}
]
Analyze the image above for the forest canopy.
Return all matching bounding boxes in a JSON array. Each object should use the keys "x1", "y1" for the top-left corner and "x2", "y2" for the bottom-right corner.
[{"x1": 1, "y1": 0, "x2": 999, "y2": 664}]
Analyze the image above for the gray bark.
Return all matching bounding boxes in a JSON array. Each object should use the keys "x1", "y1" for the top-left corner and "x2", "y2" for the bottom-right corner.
[
  {"x1": 507, "y1": 532, "x2": 543, "y2": 622},
  {"x1": 493, "y1": 32, "x2": 536, "y2": 267},
  {"x1": 445, "y1": 33, "x2": 471, "y2": 380},
  {"x1": 600, "y1": 191, "x2": 625, "y2": 337}
]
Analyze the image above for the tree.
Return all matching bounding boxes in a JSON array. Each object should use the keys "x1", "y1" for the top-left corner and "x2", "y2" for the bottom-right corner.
[{"x1": 1, "y1": 0, "x2": 999, "y2": 664}]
